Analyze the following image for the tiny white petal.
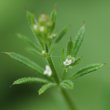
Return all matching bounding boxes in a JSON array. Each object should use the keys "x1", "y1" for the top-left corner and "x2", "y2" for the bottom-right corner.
[
  {"x1": 44, "y1": 65, "x2": 52, "y2": 76},
  {"x1": 33, "y1": 24, "x2": 38, "y2": 30},
  {"x1": 63, "y1": 56, "x2": 75, "y2": 66},
  {"x1": 39, "y1": 26, "x2": 45, "y2": 32},
  {"x1": 52, "y1": 33, "x2": 56, "y2": 37},
  {"x1": 41, "y1": 50, "x2": 46, "y2": 55}
]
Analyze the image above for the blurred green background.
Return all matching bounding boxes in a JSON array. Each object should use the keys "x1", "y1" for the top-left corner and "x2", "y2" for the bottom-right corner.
[{"x1": 0, "y1": 0, "x2": 109, "y2": 110}]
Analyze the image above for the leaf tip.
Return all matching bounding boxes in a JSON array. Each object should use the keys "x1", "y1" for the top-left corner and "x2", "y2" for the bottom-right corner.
[
  {"x1": 38, "y1": 89, "x2": 43, "y2": 95},
  {"x1": 100, "y1": 63, "x2": 105, "y2": 68},
  {"x1": 12, "y1": 80, "x2": 19, "y2": 86},
  {"x1": 1, "y1": 52, "x2": 10, "y2": 55},
  {"x1": 81, "y1": 24, "x2": 86, "y2": 31}
]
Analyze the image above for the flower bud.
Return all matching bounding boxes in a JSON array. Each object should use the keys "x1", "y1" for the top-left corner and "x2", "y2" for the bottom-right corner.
[
  {"x1": 33, "y1": 24, "x2": 39, "y2": 33},
  {"x1": 39, "y1": 26, "x2": 48, "y2": 33},
  {"x1": 46, "y1": 21, "x2": 54, "y2": 28},
  {"x1": 48, "y1": 33, "x2": 56, "y2": 39},
  {"x1": 41, "y1": 50, "x2": 48, "y2": 57},
  {"x1": 38, "y1": 14, "x2": 54, "y2": 32},
  {"x1": 38, "y1": 14, "x2": 49, "y2": 25}
]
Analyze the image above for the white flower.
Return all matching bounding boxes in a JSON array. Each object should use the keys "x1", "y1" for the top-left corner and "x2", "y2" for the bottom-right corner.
[
  {"x1": 48, "y1": 33, "x2": 56, "y2": 39},
  {"x1": 63, "y1": 56, "x2": 75, "y2": 66},
  {"x1": 44, "y1": 65, "x2": 52, "y2": 76},
  {"x1": 39, "y1": 26, "x2": 45, "y2": 32},
  {"x1": 33, "y1": 24, "x2": 38, "y2": 30},
  {"x1": 41, "y1": 50, "x2": 46, "y2": 55}
]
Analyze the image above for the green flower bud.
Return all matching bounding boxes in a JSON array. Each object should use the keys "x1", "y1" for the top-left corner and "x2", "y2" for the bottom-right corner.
[
  {"x1": 33, "y1": 24, "x2": 39, "y2": 33},
  {"x1": 38, "y1": 14, "x2": 49, "y2": 25},
  {"x1": 39, "y1": 26, "x2": 48, "y2": 34},
  {"x1": 33, "y1": 24, "x2": 48, "y2": 35},
  {"x1": 38, "y1": 14, "x2": 54, "y2": 33},
  {"x1": 48, "y1": 33, "x2": 56, "y2": 39},
  {"x1": 46, "y1": 21, "x2": 54, "y2": 28}
]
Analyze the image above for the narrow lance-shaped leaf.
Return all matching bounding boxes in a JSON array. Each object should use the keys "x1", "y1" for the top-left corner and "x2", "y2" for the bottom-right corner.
[
  {"x1": 60, "y1": 80, "x2": 74, "y2": 90},
  {"x1": 27, "y1": 11, "x2": 36, "y2": 28},
  {"x1": 50, "y1": 9, "x2": 56, "y2": 32},
  {"x1": 73, "y1": 24, "x2": 85, "y2": 56},
  {"x1": 70, "y1": 57, "x2": 81, "y2": 67},
  {"x1": 4, "y1": 52, "x2": 43, "y2": 74},
  {"x1": 26, "y1": 11, "x2": 43, "y2": 50},
  {"x1": 50, "y1": 9, "x2": 57, "y2": 23},
  {"x1": 26, "y1": 47, "x2": 41, "y2": 56},
  {"x1": 61, "y1": 48, "x2": 65, "y2": 62},
  {"x1": 17, "y1": 34, "x2": 33, "y2": 46},
  {"x1": 17, "y1": 34, "x2": 41, "y2": 51},
  {"x1": 13, "y1": 77, "x2": 49, "y2": 85},
  {"x1": 72, "y1": 63, "x2": 104, "y2": 80},
  {"x1": 38, "y1": 82, "x2": 57, "y2": 95},
  {"x1": 55, "y1": 28, "x2": 67, "y2": 43},
  {"x1": 67, "y1": 37, "x2": 74, "y2": 55}
]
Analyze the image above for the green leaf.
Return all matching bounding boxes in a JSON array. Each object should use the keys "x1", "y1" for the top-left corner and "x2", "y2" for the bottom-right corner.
[
  {"x1": 4, "y1": 52, "x2": 43, "y2": 74},
  {"x1": 61, "y1": 48, "x2": 65, "y2": 61},
  {"x1": 55, "y1": 28, "x2": 67, "y2": 43},
  {"x1": 67, "y1": 37, "x2": 74, "y2": 55},
  {"x1": 38, "y1": 82, "x2": 57, "y2": 95},
  {"x1": 60, "y1": 80, "x2": 74, "y2": 90},
  {"x1": 72, "y1": 63, "x2": 104, "y2": 80},
  {"x1": 73, "y1": 24, "x2": 85, "y2": 56},
  {"x1": 50, "y1": 9, "x2": 57, "y2": 23},
  {"x1": 13, "y1": 77, "x2": 49, "y2": 85},
  {"x1": 26, "y1": 11, "x2": 43, "y2": 49},
  {"x1": 70, "y1": 57, "x2": 81, "y2": 67},
  {"x1": 26, "y1": 47, "x2": 41, "y2": 56},
  {"x1": 27, "y1": 11, "x2": 36, "y2": 27},
  {"x1": 17, "y1": 34, "x2": 40, "y2": 50}
]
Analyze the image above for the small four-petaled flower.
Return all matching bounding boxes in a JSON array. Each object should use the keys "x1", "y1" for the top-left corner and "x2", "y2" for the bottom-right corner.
[
  {"x1": 44, "y1": 65, "x2": 52, "y2": 76},
  {"x1": 63, "y1": 55, "x2": 75, "y2": 66}
]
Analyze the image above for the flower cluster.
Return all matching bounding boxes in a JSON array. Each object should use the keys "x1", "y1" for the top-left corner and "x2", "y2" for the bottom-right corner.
[{"x1": 33, "y1": 14, "x2": 54, "y2": 35}]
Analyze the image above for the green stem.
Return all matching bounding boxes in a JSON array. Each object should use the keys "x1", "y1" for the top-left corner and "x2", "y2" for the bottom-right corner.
[
  {"x1": 61, "y1": 88, "x2": 76, "y2": 110},
  {"x1": 62, "y1": 68, "x2": 67, "y2": 80},
  {"x1": 46, "y1": 48, "x2": 76, "y2": 110},
  {"x1": 47, "y1": 56, "x2": 59, "y2": 84}
]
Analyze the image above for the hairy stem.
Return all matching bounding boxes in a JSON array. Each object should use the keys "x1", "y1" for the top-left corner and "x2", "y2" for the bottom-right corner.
[{"x1": 61, "y1": 88, "x2": 76, "y2": 110}]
